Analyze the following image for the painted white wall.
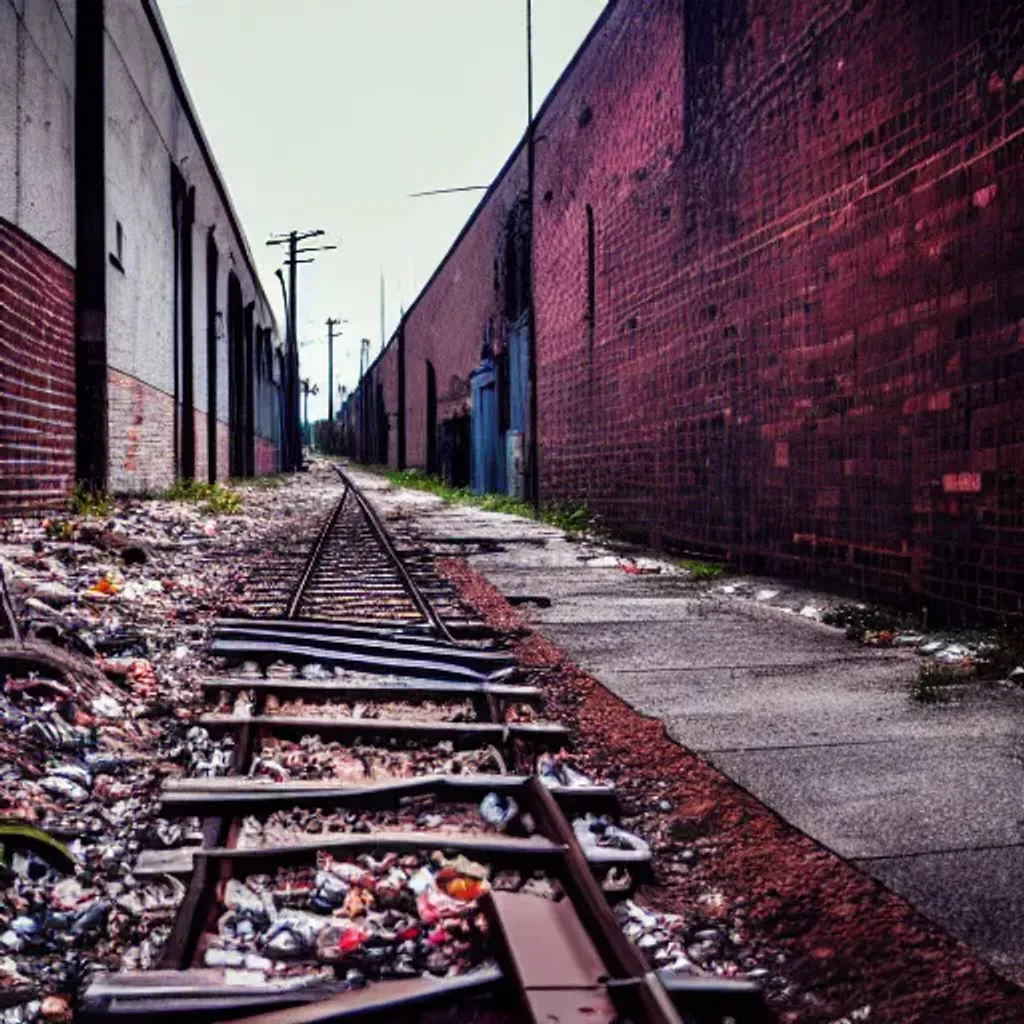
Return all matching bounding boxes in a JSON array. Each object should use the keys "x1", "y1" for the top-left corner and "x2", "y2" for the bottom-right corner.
[
  {"x1": 0, "y1": 0, "x2": 75, "y2": 265},
  {"x1": 103, "y1": 0, "x2": 277, "y2": 418}
]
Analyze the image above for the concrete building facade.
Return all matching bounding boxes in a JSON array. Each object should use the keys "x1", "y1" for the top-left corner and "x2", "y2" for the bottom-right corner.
[
  {"x1": 1, "y1": 0, "x2": 281, "y2": 510},
  {"x1": 0, "y1": 0, "x2": 76, "y2": 512},
  {"x1": 349, "y1": 0, "x2": 1024, "y2": 623}
]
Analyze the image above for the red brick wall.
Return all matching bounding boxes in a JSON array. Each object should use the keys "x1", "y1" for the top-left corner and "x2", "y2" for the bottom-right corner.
[
  {"x1": 380, "y1": 0, "x2": 1024, "y2": 620},
  {"x1": 107, "y1": 370, "x2": 176, "y2": 494},
  {"x1": 400, "y1": 158, "x2": 528, "y2": 470},
  {"x1": 535, "y1": 0, "x2": 1024, "y2": 620},
  {"x1": 256, "y1": 436, "x2": 278, "y2": 475},
  {"x1": 216, "y1": 422, "x2": 229, "y2": 483},
  {"x1": 0, "y1": 220, "x2": 76, "y2": 513}
]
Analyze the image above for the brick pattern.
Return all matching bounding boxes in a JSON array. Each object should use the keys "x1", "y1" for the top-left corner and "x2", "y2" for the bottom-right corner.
[
  {"x1": 368, "y1": 0, "x2": 1024, "y2": 621},
  {"x1": 194, "y1": 412, "x2": 209, "y2": 483},
  {"x1": 0, "y1": 219, "x2": 76, "y2": 512},
  {"x1": 216, "y1": 422, "x2": 229, "y2": 483},
  {"x1": 107, "y1": 370, "x2": 176, "y2": 494},
  {"x1": 255, "y1": 436, "x2": 278, "y2": 475}
]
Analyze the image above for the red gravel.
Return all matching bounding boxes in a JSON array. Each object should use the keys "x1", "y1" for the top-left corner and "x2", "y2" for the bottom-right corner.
[{"x1": 437, "y1": 557, "x2": 1024, "y2": 1024}]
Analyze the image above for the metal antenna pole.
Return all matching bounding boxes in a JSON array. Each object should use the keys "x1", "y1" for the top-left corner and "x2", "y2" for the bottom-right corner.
[
  {"x1": 526, "y1": 0, "x2": 540, "y2": 510},
  {"x1": 267, "y1": 228, "x2": 336, "y2": 471},
  {"x1": 326, "y1": 317, "x2": 341, "y2": 423}
]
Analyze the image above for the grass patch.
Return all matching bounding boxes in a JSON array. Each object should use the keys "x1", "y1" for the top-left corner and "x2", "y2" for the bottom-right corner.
[
  {"x1": 384, "y1": 469, "x2": 593, "y2": 534},
  {"x1": 680, "y1": 559, "x2": 727, "y2": 581},
  {"x1": 912, "y1": 660, "x2": 975, "y2": 704},
  {"x1": 162, "y1": 479, "x2": 243, "y2": 515},
  {"x1": 69, "y1": 484, "x2": 112, "y2": 518}
]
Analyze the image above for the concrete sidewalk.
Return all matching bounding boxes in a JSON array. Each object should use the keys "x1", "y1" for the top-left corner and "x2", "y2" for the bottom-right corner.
[{"x1": 351, "y1": 468, "x2": 1024, "y2": 986}]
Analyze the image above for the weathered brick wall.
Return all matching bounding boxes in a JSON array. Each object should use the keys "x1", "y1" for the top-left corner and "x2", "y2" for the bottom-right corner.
[
  {"x1": 0, "y1": 219, "x2": 76, "y2": 512},
  {"x1": 216, "y1": 422, "x2": 230, "y2": 484},
  {"x1": 255, "y1": 436, "x2": 278, "y2": 475},
  {"x1": 401, "y1": 161, "x2": 528, "y2": 470},
  {"x1": 376, "y1": 0, "x2": 1024, "y2": 620},
  {"x1": 534, "y1": 0, "x2": 1024, "y2": 621},
  {"x1": 194, "y1": 412, "x2": 208, "y2": 484},
  {"x1": 107, "y1": 370, "x2": 175, "y2": 494}
]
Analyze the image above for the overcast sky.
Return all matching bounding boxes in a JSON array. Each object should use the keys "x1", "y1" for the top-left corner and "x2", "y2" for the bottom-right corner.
[{"x1": 158, "y1": 0, "x2": 606, "y2": 421}]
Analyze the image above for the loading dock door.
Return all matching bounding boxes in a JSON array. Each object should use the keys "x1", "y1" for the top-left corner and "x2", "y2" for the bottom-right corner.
[
  {"x1": 506, "y1": 314, "x2": 529, "y2": 498},
  {"x1": 471, "y1": 360, "x2": 502, "y2": 494}
]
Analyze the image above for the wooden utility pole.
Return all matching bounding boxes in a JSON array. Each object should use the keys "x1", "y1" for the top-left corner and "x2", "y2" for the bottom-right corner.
[
  {"x1": 326, "y1": 317, "x2": 343, "y2": 423},
  {"x1": 267, "y1": 229, "x2": 336, "y2": 470}
]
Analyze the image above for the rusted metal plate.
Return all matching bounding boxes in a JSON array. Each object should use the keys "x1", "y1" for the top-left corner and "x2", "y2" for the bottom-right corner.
[
  {"x1": 489, "y1": 890, "x2": 606, "y2": 989},
  {"x1": 522, "y1": 988, "x2": 618, "y2": 1023}
]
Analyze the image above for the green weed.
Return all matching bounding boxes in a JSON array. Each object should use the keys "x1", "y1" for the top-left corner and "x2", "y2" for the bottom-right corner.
[
  {"x1": 912, "y1": 660, "x2": 974, "y2": 704},
  {"x1": 162, "y1": 479, "x2": 243, "y2": 515},
  {"x1": 384, "y1": 470, "x2": 593, "y2": 534},
  {"x1": 680, "y1": 559, "x2": 727, "y2": 581},
  {"x1": 69, "y1": 484, "x2": 112, "y2": 518}
]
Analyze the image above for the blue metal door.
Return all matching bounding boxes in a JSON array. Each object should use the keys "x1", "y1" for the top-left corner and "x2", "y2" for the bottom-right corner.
[
  {"x1": 505, "y1": 314, "x2": 530, "y2": 497},
  {"x1": 471, "y1": 360, "x2": 501, "y2": 494}
]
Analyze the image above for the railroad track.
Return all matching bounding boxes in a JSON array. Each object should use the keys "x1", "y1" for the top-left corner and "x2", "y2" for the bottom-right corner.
[{"x1": 82, "y1": 467, "x2": 769, "y2": 1024}]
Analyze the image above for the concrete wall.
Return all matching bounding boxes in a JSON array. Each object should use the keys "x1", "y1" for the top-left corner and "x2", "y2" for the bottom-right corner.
[
  {"x1": 103, "y1": 0, "x2": 278, "y2": 492},
  {"x1": 0, "y1": 0, "x2": 76, "y2": 512},
  {"x1": 0, "y1": 0, "x2": 76, "y2": 266},
  {"x1": 363, "y1": 0, "x2": 1024, "y2": 621}
]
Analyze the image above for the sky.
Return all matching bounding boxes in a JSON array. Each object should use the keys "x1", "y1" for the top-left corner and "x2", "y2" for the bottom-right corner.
[{"x1": 159, "y1": 0, "x2": 606, "y2": 422}]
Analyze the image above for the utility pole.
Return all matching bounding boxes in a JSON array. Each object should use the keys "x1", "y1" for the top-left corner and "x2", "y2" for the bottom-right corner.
[
  {"x1": 526, "y1": 0, "x2": 539, "y2": 511},
  {"x1": 300, "y1": 378, "x2": 319, "y2": 446},
  {"x1": 380, "y1": 271, "x2": 386, "y2": 354},
  {"x1": 325, "y1": 317, "x2": 346, "y2": 423},
  {"x1": 266, "y1": 229, "x2": 336, "y2": 471}
]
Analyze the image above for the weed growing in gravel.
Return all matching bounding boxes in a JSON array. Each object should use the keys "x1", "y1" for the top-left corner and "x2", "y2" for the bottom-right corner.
[
  {"x1": 385, "y1": 469, "x2": 593, "y2": 534},
  {"x1": 69, "y1": 485, "x2": 112, "y2": 518},
  {"x1": 680, "y1": 559, "x2": 726, "y2": 581},
  {"x1": 912, "y1": 661, "x2": 975, "y2": 703},
  {"x1": 162, "y1": 479, "x2": 243, "y2": 515}
]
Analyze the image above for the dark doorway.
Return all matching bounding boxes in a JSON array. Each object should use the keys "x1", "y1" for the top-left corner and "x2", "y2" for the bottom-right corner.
[
  {"x1": 205, "y1": 231, "x2": 218, "y2": 482},
  {"x1": 376, "y1": 381, "x2": 389, "y2": 464},
  {"x1": 180, "y1": 185, "x2": 196, "y2": 479},
  {"x1": 440, "y1": 414, "x2": 470, "y2": 488},
  {"x1": 425, "y1": 360, "x2": 438, "y2": 475},
  {"x1": 244, "y1": 302, "x2": 255, "y2": 477},
  {"x1": 227, "y1": 273, "x2": 244, "y2": 477}
]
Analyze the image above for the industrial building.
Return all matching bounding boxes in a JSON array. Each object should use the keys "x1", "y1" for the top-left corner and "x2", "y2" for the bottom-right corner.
[
  {"x1": 345, "y1": 0, "x2": 1024, "y2": 623},
  {"x1": 1, "y1": 0, "x2": 282, "y2": 511}
]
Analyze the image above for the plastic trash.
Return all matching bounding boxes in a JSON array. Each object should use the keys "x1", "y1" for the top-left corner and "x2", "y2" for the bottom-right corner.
[{"x1": 479, "y1": 792, "x2": 518, "y2": 830}]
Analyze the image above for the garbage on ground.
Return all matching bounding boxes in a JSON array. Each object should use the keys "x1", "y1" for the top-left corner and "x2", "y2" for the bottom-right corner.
[
  {"x1": 0, "y1": 469, "x2": 346, "y2": 1020},
  {"x1": 201, "y1": 851, "x2": 560, "y2": 988},
  {"x1": 233, "y1": 792, "x2": 531, "y2": 850},
  {"x1": 251, "y1": 736, "x2": 511, "y2": 783},
  {"x1": 572, "y1": 814, "x2": 650, "y2": 857},
  {"x1": 536, "y1": 751, "x2": 594, "y2": 788}
]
